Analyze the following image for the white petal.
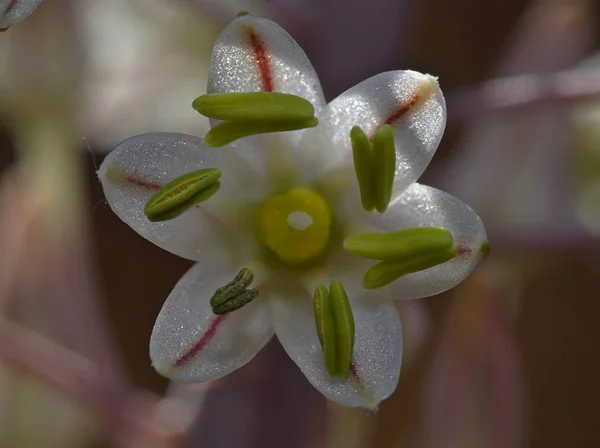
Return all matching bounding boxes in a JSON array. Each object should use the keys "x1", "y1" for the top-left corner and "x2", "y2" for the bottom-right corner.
[
  {"x1": 0, "y1": 0, "x2": 42, "y2": 28},
  {"x1": 299, "y1": 70, "x2": 446, "y2": 184},
  {"x1": 98, "y1": 132, "x2": 260, "y2": 261},
  {"x1": 207, "y1": 15, "x2": 326, "y2": 153},
  {"x1": 269, "y1": 286, "x2": 402, "y2": 409},
  {"x1": 150, "y1": 259, "x2": 273, "y2": 383},
  {"x1": 372, "y1": 183, "x2": 488, "y2": 299},
  {"x1": 208, "y1": 15, "x2": 325, "y2": 112}
]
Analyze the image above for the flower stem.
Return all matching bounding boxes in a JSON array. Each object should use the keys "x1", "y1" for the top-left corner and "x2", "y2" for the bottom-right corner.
[
  {"x1": 447, "y1": 70, "x2": 600, "y2": 121},
  {"x1": 0, "y1": 318, "x2": 195, "y2": 448}
]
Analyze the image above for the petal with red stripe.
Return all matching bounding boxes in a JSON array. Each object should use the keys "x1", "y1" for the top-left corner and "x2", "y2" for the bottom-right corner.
[
  {"x1": 269, "y1": 284, "x2": 402, "y2": 409},
  {"x1": 150, "y1": 259, "x2": 273, "y2": 382},
  {"x1": 98, "y1": 132, "x2": 263, "y2": 261},
  {"x1": 0, "y1": 0, "x2": 42, "y2": 29},
  {"x1": 299, "y1": 70, "x2": 446, "y2": 185},
  {"x1": 208, "y1": 15, "x2": 325, "y2": 112},
  {"x1": 371, "y1": 183, "x2": 488, "y2": 299}
]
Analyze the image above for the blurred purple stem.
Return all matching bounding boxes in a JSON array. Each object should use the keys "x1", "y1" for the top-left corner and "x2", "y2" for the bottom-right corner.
[
  {"x1": 447, "y1": 69, "x2": 600, "y2": 122},
  {"x1": 422, "y1": 272, "x2": 525, "y2": 448},
  {"x1": 0, "y1": 318, "x2": 194, "y2": 448}
]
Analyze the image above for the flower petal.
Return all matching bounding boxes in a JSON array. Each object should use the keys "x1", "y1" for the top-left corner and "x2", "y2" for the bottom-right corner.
[
  {"x1": 299, "y1": 70, "x2": 446, "y2": 184},
  {"x1": 207, "y1": 14, "x2": 325, "y2": 112},
  {"x1": 150, "y1": 259, "x2": 273, "y2": 382},
  {"x1": 371, "y1": 183, "x2": 488, "y2": 299},
  {"x1": 98, "y1": 132, "x2": 260, "y2": 261},
  {"x1": 0, "y1": 0, "x2": 42, "y2": 29},
  {"x1": 269, "y1": 286, "x2": 402, "y2": 409},
  {"x1": 207, "y1": 15, "x2": 326, "y2": 154}
]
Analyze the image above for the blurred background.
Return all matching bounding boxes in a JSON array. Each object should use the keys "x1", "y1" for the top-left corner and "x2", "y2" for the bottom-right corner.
[{"x1": 1, "y1": 0, "x2": 599, "y2": 447}]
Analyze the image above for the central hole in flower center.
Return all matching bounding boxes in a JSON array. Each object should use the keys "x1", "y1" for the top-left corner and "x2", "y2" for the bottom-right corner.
[
  {"x1": 257, "y1": 187, "x2": 331, "y2": 264},
  {"x1": 287, "y1": 211, "x2": 313, "y2": 231}
]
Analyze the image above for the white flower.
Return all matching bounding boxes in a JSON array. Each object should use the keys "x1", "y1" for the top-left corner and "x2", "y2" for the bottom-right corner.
[
  {"x1": 0, "y1": 0, "x2": 43, "y2": 30},
  {"x1": 98, "y1": 14, "x2": 487, "y2": 409}
]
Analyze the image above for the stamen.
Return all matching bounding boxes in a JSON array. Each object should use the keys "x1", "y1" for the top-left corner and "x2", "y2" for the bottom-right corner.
[
  {"x1": 193, "y1": 92, "x2": 315, "y2": 122},
  {"x1": 350, "y1": 125, "x2": 396, "y2": 213},
  {"x1": 212, "y1": 289, "x2": 258, "y2": 315},
  {"x1": 350, "y1": 126, "x2": 375, "y2": 211},
  {"x1": 210, "y1": 268, "x2": 258, "y2": 315},
  {"x1": 313, "y1": 281, "x2": 355, "y2": 379},
  {"x1": 192, "y1": 92, "x2": 319, "y2": 147},
  {"x1": 372, "y1": 125, "x2": 396, "y2": 213},
  {"x1": 343, "y1": 227, "x2": 454, "y2": 260},
  {"x1": 204, "y1": 117, "x2": 318, "y2": 148},
  {"x1": 344, "y1": 227, "x2": 458, "y2": 289},
  {"x1": 144, "y1": 168, "x2": 221, "y2": 222},
  {"x1": 363, "y1": 245, "x2": 457, "y2": 289},
  {"x1": 210, "y1": 268, "x2": 254, "y2": 307}
]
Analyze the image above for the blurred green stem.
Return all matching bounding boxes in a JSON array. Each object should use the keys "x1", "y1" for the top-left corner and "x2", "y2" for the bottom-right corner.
[{"x1": 325, "y1": 403, "x2": 373, "y2": 448}]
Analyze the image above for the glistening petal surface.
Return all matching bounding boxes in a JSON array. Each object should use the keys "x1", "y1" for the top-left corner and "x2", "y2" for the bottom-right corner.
[
  {"x1": 371, "y1": 183, "x2": 488, "y2": 299},
  {"x1": 98, "y1": 132, "x2": 257, "y2": 261},
  {"x1": 299, "y1": 70, "x2": 446, "y2": 184},
  {"x1": 0, "y1": 0, "x2": 42, "y2": 28},
  {"x1": 269, "y1": 286, "x2": 402, "y2": 408},
  {"x1": 207, "y1": 15, "x2": 325, "y2": 152},
  {"x1": 150, "y1": 259, "x2": 273, "y2": 382},
  {"x1": 207, "y1": 15, "x2": 325, "y2": 111}
]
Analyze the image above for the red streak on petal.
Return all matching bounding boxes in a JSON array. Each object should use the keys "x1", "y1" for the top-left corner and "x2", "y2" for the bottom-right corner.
[
  {"x1": 247, "y1": 28, "x2": 274, "y2": 92},
  {"x1": 4, "y1": 0, "x2": 18, "y2": 14},
  {"x1": 384, "y1": 94, "x2": 420, "y2": 126},
  {"x1": 124, "y1": 176, "x2": 162, "y2": 191},
  {"x1": 349, "y1": 362, "x2": 378, "y2": 408},
  {"x1": 350, "y1": 361, "x2": 364, "y2": 388},
  {"x1": 369, "y1": 93, "x2": 421, "y2": 140},
  {"x1": 174, "y1": 314, "x2": 229, "y2": 368},
  {"x1": 456, "y1": 244, "x2": 472, "y2": 260}
]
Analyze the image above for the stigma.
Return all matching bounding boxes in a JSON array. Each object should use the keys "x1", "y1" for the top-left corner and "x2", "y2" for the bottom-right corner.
[{"x1": 257, "y1": 187, "x2": 331, "y2": 264}]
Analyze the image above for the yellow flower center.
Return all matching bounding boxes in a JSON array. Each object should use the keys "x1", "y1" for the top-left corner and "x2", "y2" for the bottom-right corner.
[{"x1": 257, "y1": 187, "x2": 331, "y2": 264}]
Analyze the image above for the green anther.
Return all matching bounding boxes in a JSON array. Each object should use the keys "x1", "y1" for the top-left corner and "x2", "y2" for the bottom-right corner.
[
  {"x1": 329, "y1": 281, "x2": 355, "y2": 360},
  {"x1": 212, "y1": 288, "x2": 259, "y2": 315},
  {"x1": 363, "y1": 244, "x2": 458, "y2": 289},
  {"x1": 350, "y1": 126, "x2": 375, "y2": 211},
  {"x1": 193, "y1": 92, "x2": 315, "y2": 123},
  {"x1": 147, "y1": 182, "x2": 220, "y2": 222},
  {"x1": 210, "y1": 269, "x2": 258, "y2": 315},
  {"x1": 313, "y1": 281, "x2": 355, "y2": 379},
  {"x1": 372, "y1": 124, "x2": 396, "y2": 213},
  {"x1": 144, "y1": 168, "x2": 221, "y2": 222},
  {"x1": 210, "y1": 268, "x2": 254, "y2": 308},
  {"x1": 313, "y1": 285, "x2": 329, "y2": 347},
  {"x1": 205, "y1": 117, "x2": 318, "y2": 148},
  {"x1": 344, "y1": 227, "x2": 454, "y2": 260},
  {"x1": 193, "y1": 92, "x2": 320, "y2": 147}
]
